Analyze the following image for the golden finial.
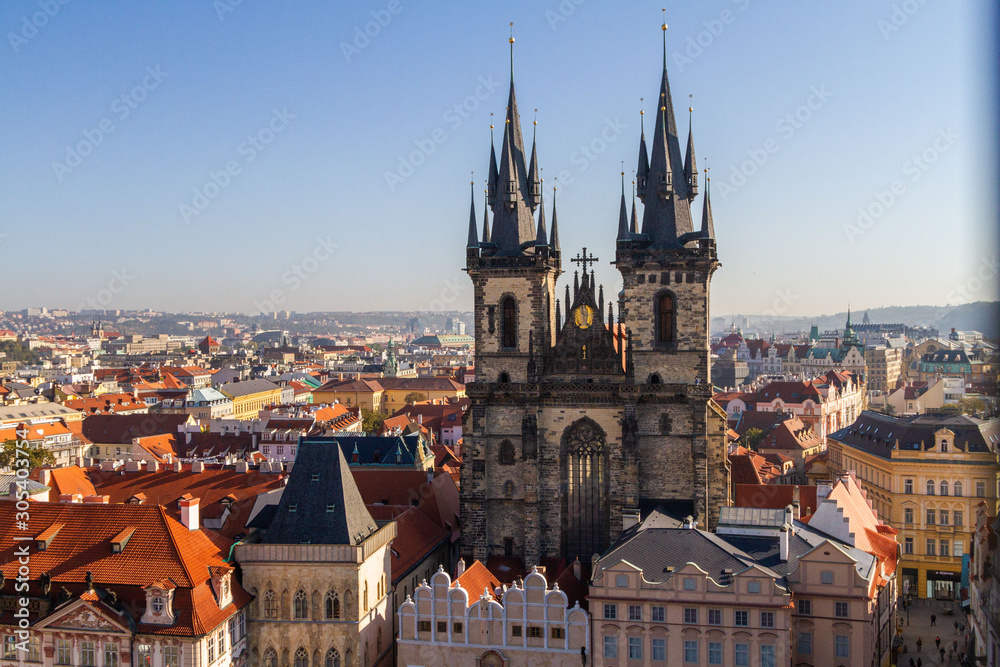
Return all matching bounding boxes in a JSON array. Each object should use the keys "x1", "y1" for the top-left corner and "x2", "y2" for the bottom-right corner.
[
  {"x1": 640, "y1": 97, "x2": 644, "y2": 116},
  {"x1": 471, "y1": 170, "x2": 474, "y2": 186},
  {"x1": 509, "y1": 22, "x2": 514, "y2": 44},
  {"x1": 490, "y1": 112, "x2": 494, "y2": 131},
  {"x1": 662, "y1": 7, "x2": 668, "y2": 30}
]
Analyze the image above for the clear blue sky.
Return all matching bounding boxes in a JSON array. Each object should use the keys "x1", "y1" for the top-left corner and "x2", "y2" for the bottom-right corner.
[{"x1": 1, "y1": 1, "x2": 996, "y2": 317}]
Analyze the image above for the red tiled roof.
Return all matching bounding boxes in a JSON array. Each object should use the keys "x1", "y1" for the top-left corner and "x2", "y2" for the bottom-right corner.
[
  {"x1": 455, "y1": 560, "x2": 502, "y2": 605},
  {"x1": 63, "y1": 393, "x2": 148, "y2": 415},
  {"x1": 389, "y1": 507, "x2": 450, "y2": 582},
  {"x1": 47, "y1": 466, "x2": 97, "y2": 497},
  {"x1": 733, "y1": 484, "x2": 818, "y2": 513}
]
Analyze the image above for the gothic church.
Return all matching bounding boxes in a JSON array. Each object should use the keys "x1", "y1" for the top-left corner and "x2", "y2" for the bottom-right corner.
[{"x1": 460, "y1": 26, "x2": 730, "y2": 566}]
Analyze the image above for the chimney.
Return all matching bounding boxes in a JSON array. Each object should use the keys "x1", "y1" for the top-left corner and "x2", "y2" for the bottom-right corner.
[
  {"x1": 179, "y1": 498, "x2": 200, "y2": 531},
  {"x1": 572, "y1": 557, "x2": 582, "y2": 581},
  {"x1": 417, "y1": 414, "x2": 423, "y2": 424},
  {"x1": 83, "y1": 495, "x2": 110, "y2": 504},
  {"x1": 173, "y1": 461, "x2": 182, "y2": 473},
  {"x1": 39, "y1": 468, "x2": 52, "y2": 487},
  {"x1": 779, "y1": 524, "x2": 790, "y2": 561},
  {"x1": 125, "y1": 460, "x2": 141, "y2": 473},
  {"x1": 146, "y1": 460, "x2": 159, "y2": 472},
  {"x1": 285, "y1": 461, "x2": 294, "y2": 474},
  {"x1": 683, "y1": 515, "x2": 696, "y2": 530},
  {"x1": 792, "y1": 500, "x2": 801, "y2": 520},
  {"x1": 784, "y1": 504, "x2": 794, "y2": 527},
  {"x1": 622, "y1": 508, "x2": 641, "y2": 531},
  {"x1": 191, "y1": 461, "x2": 205, "y2": 473},
  {"x1": 59, "y1": 493, "x2": 83, "y2": 503},
  {"x1": 185, "y1": 431, "x2": 192, "y2": 445},
  {"x1": 456, "y1": 558, "x2": 466, "y2": 577},
  {"x1": 235, "y1": 461, "x2": 249, "y2": 473}
]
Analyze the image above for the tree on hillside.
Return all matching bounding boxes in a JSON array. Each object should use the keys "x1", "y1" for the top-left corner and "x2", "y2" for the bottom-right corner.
[{"x1": 957, "y1": 397, "x2": 986, "y2": 415}]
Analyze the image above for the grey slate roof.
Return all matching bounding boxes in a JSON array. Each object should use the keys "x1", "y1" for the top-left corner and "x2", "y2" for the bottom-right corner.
[
  {"x1": 597, "y1": 526, "x2": 777, "y2": 584},
  {"x1": 317, "y1": 433, "x2": 427, "y2": 467},
  {"x1": 260, "y1": 439, "x2": 378, "y2": 546},
  {"x1": 828, "y1": 410, "x2": 999, "y2": 460},
  {"x1": 717, "y1": 520, "x2": 877, "y2": 581}
]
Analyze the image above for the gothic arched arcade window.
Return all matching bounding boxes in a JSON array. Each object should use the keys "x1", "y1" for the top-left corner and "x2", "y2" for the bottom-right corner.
[
  {"x1": 325, "y1": 590, "x2": 340, "y2": 619},
  {"x1": 563, "y1": 419, "x2": 609, "y2": 559},
  {"x1": 325, "y1": 649, "x2": 341, "y2": 667},
  {"x1": 263, "y1": 590, "x2": 278, "y2": 619},
  {"x1": 656, "y1": 292, "x2": 675, "y2": 343},
  {"x1": 294, "y1": 648, "x2": 308, "y2": 667},
  {"x1": 293, "y1": 590, "x2": 308, "y2": 619},
  {"x1": 263, "y1": 649, "x2": 277, "y2": 667},
  {"x1": 499, "y1": 439, "x2": 515, "y2": 465}
]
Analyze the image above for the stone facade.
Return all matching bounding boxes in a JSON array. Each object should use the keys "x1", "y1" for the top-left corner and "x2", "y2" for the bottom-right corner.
[{"x1": 237, "y1": 529, "x2": 395, "y2": 667}]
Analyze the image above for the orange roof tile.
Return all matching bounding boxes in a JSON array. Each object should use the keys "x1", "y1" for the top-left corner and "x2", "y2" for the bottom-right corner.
[{"x1": 455, "y1": 560, "x2": 501, "y2": 605}]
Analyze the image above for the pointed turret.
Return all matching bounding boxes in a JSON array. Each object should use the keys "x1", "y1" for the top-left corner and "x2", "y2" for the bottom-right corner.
[
  {"x1": 700, "y1": 170, "x2": 715, "y2": 239},
  {"x1": 637, "y1": 21, "x2": 695, "y2": 247},
  {"x1": 481, "y1": 188, "x2": 491, "y2": 244},
  {"x1": 490, "y1": 35, "x2": 537, "y2": 256},
  {"x1": 616, "y1": 172, "x2": 630, "y2": 244},
  {"x1": 527, "y1": 115, "x2": 541, "y2": 209},
  {"x1": 549, "y1": 186, "x2": 561, "y2": 250},
  {"x1": 467, "y1": 180, "x2": 479, "y2": 249},
  {"x1": 487, "y1": 122, "x2": 499, "y2": 207},
  {"x1": 684, "y1": 104, "x2": 698, "y2": 200},
  {"x1": 535, "y1": 188, "x2": 548, "y2": 247},
  {"x1": 630, "y1": 179, "x2": 639, "y2": 234},
  {"x1": 636, "y1": 105, "x2": 650, "y2": 199}
]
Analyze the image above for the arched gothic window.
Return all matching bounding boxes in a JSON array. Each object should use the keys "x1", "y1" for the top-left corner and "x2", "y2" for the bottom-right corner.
[
  {"x1": 293, "y1": 590, "x2": 308, "y2": 619},
  {"x1": 263, "y1": 649, "x2": 277, "y2": 667},
  {"x1": 294, "y1": 648, "x2": 308, "y2": 667},
  {"x1": 656, "y1": 292, "x2": 675, "y2": 343},
  {"x1": 263, "y1": 590, "x2": 278, "y2": 619},
  {"x1": 563, "y1": 419, "x2": 609, "y2": 559},
  {"x1": 501, "y1": 297, "x2": 517, "y2": 349},
  {"x1": 325, "y1": 591, "x2": 340, "y2": 619},
  {"x1": 499, "y1": 439, "x2": 516, "y2": 465},
  {"x1": 325, "y1": 649, "x2": 340, "y2": 667}
]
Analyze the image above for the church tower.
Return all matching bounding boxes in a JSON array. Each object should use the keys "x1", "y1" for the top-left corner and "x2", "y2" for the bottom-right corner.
[{"x1": 461, "y1": 23, "x2": 729, "y2": 569}]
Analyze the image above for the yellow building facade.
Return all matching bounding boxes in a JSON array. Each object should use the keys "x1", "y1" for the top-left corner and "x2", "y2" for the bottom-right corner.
[{"x1": 827, "y1": 410, "x2": 999, "y2": 599}]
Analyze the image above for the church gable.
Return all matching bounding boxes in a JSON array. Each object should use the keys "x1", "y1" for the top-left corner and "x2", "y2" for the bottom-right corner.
[
  {"x1": 547, "y1": 265, "x2": 624, "y2": 378},
  {"x1": 38, "y1": 599, "x2": 131, "y2": 635}
]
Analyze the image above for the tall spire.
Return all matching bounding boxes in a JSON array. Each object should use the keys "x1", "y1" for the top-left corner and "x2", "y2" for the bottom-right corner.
[
  {"x1": 616, "y1": 170, "x2": 630, "y2": 243},
  {"x1": 490, "y1": 25, "x2": 537, "y2": 256},
  {"x1": 549, "y1": 184, "x2": 560, "y2": 250},
  {"x1": 700, "y1": 169, "x2": 714, "y2": 238},
  {"x1": 535, "y1": 186, "x2": 548, "y2": 247},
  {"x1": 636, "y1": 100, "x2": 649, "y2": 198},
  {"x1": 466, "y1": 178, "x2": 479, "y2": 248},
  {"x1": 481, "y1": 187, "x2": 491, "y2": 244},
  {"x1": 638, "y1": 15, "x2": 695, "y2": 247},
  {"x1": 684, "y1": 98, "x2": 698, "y2": 200}
]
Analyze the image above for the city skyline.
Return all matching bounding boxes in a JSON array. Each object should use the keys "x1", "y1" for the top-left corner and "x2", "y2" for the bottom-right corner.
[{"x1": 1, "y1": 1, "x2": 996, "y2": 315}]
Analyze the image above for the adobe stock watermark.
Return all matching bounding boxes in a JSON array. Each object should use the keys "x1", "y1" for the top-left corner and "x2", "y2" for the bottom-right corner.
[
  {"x1": 878, "y1": 0, "x2": 932, "y2": 40},
  {"x1": 7, "y1": 0, "x2": 71, "y2": 53},
  {"x1": 672, "y1": 0, "x2": 754, "y2": 72},
  {"x1": 76, "y1": 268, "x2": 133, "y2": 311},
  {"x1": 212, "y1": 0, "x2": 246, "y2": 21},
  {"x1": 543, "y1": 116, "x2": 628, "y2": 190},
  {"x1": 52, "y1": 66, "x2": 169, "y2": 182},
  {"x1": 180, "y1": 108, "x2": 295, "y2": 223},
  {"x1": 843, "y1": 126, "x2": 957, "y2": 244},
  {"x1": 427, "y1": 275, "x2": 468, "y2": 312},
  {"x1": 11, "y1": 423, "x2": 33, "y2": 654},
  {"x1": 249, "y1": 235, "x2": 339, "y2": 316},
  {"x1": 340, "y1": 0, "x2": 403, "y2": 63},
  {"x1": 545, "y1": 0, "x2": 586, "y2": 30},
  {"x1": 385, "y1": 74, "x2": 501, "y2": 192},
  {"x1": 716, "y1": 85, "x2": 833, "y2": 202}
]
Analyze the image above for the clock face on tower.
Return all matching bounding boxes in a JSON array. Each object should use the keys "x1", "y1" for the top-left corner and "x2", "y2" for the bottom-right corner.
[{"x1": 573, "y1": 305, "x2": 594, "y2": 329}]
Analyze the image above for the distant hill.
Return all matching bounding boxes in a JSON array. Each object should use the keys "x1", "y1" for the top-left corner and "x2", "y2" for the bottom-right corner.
[{"x1": 713, "y1": 301, "x2": 1000, "y2": 339}]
